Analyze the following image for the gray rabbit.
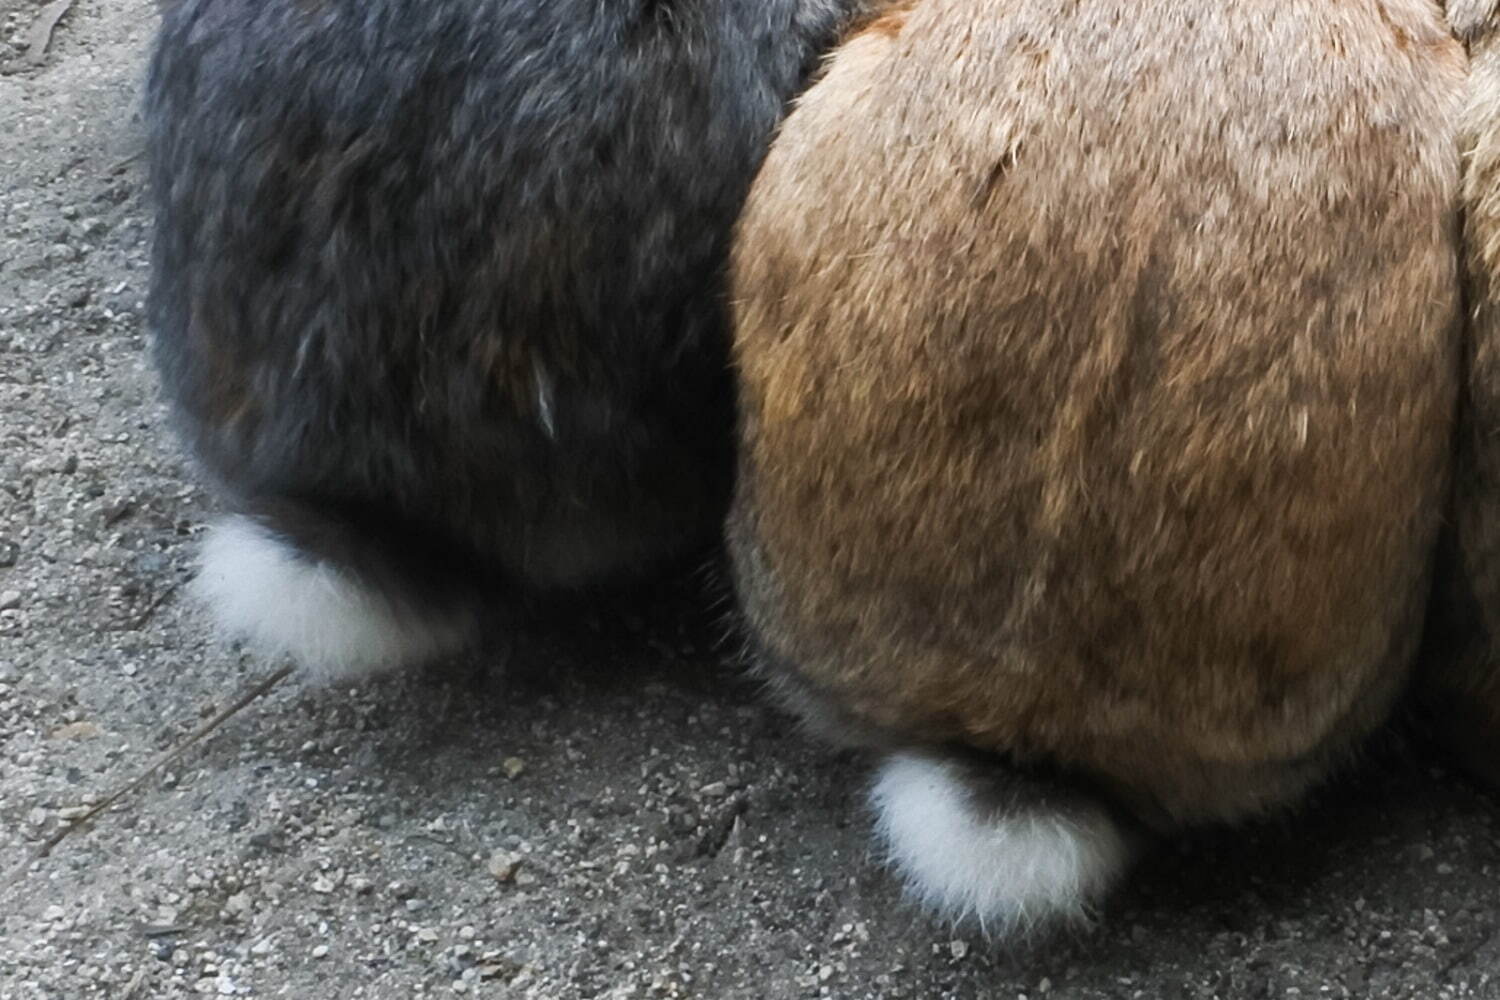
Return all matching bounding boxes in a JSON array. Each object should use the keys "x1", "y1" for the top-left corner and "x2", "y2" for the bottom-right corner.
[{"x1": 145, "y1": 0, "x2": 865, "y2": 682}]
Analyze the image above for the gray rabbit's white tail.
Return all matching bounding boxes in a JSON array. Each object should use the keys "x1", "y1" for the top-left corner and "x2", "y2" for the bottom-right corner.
[
  {"x1": 192, "y1": 513, "x2": 476, "y2": 685},
  {"x1": 870, "y1": 751, "x2": 1133, "y2": 941}
]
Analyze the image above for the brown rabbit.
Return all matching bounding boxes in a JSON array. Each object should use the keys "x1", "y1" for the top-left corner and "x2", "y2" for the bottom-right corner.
[
  {"x1": 729, "y1": 0, "x2": 1466, "y2": 936},
  {"x1": 1422, "y1": 0, "x2": 1500, "y2": 789}
]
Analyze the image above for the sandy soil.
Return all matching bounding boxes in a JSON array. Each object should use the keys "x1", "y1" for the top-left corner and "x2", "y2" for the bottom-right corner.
[{"x1": 2, "y1": 1, "x2": 1498, "y2": 997}]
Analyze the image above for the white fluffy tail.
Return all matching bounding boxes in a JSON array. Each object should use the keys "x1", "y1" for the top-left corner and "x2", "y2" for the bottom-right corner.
[
  {"x1": 191, "y1": 515, "x2": 475, "y2": 684},
  {"x1": 870, "y1": 751, "x2": 1132, "y2": 940}
]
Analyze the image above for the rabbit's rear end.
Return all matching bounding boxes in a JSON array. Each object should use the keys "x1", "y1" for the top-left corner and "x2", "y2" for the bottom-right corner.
[
  {"x1": 730, "y1": 0, "x2": 1465, "y2": 936},
  {"x1": 146, "y1": 0, "x2": 862, "y2": 681}
]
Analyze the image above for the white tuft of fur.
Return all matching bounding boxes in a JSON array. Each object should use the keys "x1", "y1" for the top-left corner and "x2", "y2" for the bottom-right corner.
[
  {"x1": 191, "y1": 515, "x2": 474, "y2": 684},
  {"x1": 870, "y1": 751, "x2": 1131, "y2": 940}
]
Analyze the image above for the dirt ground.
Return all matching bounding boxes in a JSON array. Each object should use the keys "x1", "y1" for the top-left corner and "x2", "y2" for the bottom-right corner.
[{"x1": 2, "y1": 1, "x2": 1500, "y2": 998}]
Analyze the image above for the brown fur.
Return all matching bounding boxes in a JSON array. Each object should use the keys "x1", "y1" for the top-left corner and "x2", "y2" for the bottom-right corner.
[
  {"x1": 1420, "y1": 0, "x2": 1500, "y2": 787},
  {"x1": 848, "y1": 0, "x2": 919, "y2": 38},
  {"x1": 729, "y1": 0, "x2": 1465, "y2": 827}
]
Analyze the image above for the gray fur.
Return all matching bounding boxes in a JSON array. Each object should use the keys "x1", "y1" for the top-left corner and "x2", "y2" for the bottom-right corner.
[{"x1": 145, "y1": 0, "x2": 862, "y2": 611}]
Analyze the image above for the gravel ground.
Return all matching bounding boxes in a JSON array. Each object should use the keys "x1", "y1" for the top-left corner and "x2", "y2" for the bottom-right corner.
[{"x1": 3, "y1": 2, "x2": 1500, "y2": 998}]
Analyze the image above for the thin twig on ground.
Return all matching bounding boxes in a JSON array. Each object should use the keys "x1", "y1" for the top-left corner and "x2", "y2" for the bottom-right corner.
[
  {"x1": 2, "y1": 664, "x2": 293, "y2": 890},
  {"x1": 122, "y1": 581, "x2": 180, "y2": 631},
  {"x1": 23, "y1": 0, "x2": 75, "y2": 66}
]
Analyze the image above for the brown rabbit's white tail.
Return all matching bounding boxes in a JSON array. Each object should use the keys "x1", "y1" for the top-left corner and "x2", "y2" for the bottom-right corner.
[
  {"x1": 870, "y1": 751, "x2": 1133, "y2": 940},
  {"x1": 192, "y1": 514, "x2": 477, "y2": 685}
]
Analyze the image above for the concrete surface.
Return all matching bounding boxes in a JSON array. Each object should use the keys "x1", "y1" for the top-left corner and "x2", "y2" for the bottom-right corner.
[{"x1": 1, "y1": 1, "x2": 1498, "y2": 997}]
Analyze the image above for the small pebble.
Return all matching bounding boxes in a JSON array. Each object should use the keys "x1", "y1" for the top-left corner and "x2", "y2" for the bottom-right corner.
[
  {"x1": 0, "y1": 590, "x2": 21, "y2": 611},
  {"x1": 487, "y1": 850, "x2": 521, "y2": 884},
  {"x1": 50, "y1": 720, "x2": 100, "y2": 740}
]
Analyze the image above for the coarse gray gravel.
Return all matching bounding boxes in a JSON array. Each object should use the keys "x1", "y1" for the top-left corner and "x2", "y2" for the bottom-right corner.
[{"x1": 3, "y1": 1, "x2": 1500, "y2": 998}]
